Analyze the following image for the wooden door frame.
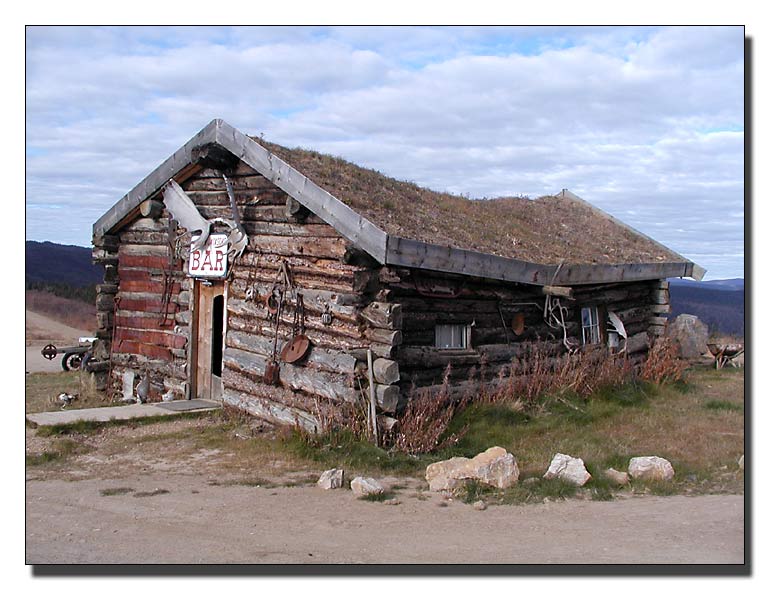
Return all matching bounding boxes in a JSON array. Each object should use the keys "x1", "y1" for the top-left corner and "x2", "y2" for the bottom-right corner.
[{"x1": 191, "y1": 279, "x2": 227, "y2": 399}]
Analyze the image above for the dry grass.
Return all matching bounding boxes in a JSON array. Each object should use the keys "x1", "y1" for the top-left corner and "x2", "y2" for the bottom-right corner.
[
  {"x1": 253, "y1": 137, "x2": 683, "y2": 265},
  {"x1": 26, "y1": 290, "x2": 96, "y2": 332},
  {"x1": 25, "y1": 372, "x2": 110, "y2": 414}
]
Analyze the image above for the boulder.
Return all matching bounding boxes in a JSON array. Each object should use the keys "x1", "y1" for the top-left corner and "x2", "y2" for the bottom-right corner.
[
  {"x1": 425, "y1": 447, "x2": 519, "y2": 492},
  {"x1": 603, "y1": 468, "x2": 630, "y2": 486},
  {"x1": 350, "y1": 476, "x2": 384, "y2": 497},
  {"x1": 465, "y1": 447, "x2": 520, "y2": 489},
  {"x1": 628, "y1": 456, "x2": 675, "y2": 481},
  {"x1": 542, "y1": 453, "x2": 592, "y2": 486},
  {"x1": 317, "y1": 468, "x2": 344, "y2": 490},
  {"x1": 667, "y1": 314, "x2": 709, "y2": 359}
]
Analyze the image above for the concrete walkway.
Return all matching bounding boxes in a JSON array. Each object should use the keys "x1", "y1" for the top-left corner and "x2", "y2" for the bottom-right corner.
[{"x1": 26, "y1": 399, "x2": 221, "y2": 427}]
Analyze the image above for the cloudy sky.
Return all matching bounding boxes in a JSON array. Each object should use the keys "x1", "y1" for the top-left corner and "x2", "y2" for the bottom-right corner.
[{"x1": 25, "y1": 25, "x2": 745, "y2": 279}]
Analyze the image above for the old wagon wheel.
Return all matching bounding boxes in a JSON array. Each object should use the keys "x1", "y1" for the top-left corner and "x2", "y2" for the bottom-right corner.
[
  {"x1": 41, "y1": 343, "x2": 57, "y2": 360},
  {"x1": 61, "y1": 352, "x2": 83, "y2": 372}
]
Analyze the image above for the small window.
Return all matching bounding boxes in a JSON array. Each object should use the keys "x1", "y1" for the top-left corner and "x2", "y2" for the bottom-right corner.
[
  {"x1": 435, "y1": 324, "x2": 469, "y2": 350},
  {"x1": 581, "y1": 306, "x2": 601, "y2": 345}
]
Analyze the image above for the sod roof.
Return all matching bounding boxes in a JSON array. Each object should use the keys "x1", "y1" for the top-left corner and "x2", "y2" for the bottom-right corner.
[{"x1": 252, "y1": 138, "x2": 686, "y2": 266}]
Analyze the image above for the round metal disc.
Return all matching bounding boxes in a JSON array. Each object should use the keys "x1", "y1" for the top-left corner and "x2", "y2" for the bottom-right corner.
[
  {"x1": 512, "y1": 313, "x2": 525, "y2": 336},
  {"x1": 280, "y1": 335, "x2": 311, "y2": 363}
]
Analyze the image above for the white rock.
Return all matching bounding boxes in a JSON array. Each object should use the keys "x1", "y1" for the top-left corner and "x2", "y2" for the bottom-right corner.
[
  {"x1": 317, "y1": 468, "x2": 344, "y2": 490},
  {"x1": 350, "y1": 476, "x2": 384, "y2": 497},
  {"x1": 628, "y1": 456, "x2": 675, "y2": 481},
  {"x1": 738, "y1": 455, "x2": 744, "y2": 470},
  {"x1": 425, "y1": 447, "x2": 519, "y2": 492},
  {"x1": 473, "y1": 500, "x2": 487, "y2": 511},
  {"x1": 603, "y1": 468, "x2": 630, "y2": 486},
  {"x1": 543, "y1": 453, "x2": 592, "y2": 486}
]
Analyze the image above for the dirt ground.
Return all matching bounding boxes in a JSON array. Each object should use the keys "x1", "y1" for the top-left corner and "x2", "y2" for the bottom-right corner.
[
  {"x1": 25, "y1": 417, "x2": 744, "y2": 565},
  {"x1": 25, "y1": 475, "x2": 744, "y2": 565}
]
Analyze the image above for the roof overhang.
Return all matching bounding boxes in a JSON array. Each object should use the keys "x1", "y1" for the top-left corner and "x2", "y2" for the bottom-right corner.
[{"x1": 94, "y1": 119, "x2": 705, "y2": 286}]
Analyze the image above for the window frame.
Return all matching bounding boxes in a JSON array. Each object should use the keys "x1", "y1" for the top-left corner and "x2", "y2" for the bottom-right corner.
[
  {"x1": 434, "y1": 323, "x2": 471, "y2": 350},
  {"x1": 581, "y1": 306, "x2": 602, "y2": 345}
]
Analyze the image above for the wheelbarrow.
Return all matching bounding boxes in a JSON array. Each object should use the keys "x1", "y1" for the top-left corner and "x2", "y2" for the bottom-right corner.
[
  {"x1": 40, "y1": 337, "x2": 97, "y2": 371},
  {"x1": 706, "y1": 342, "x2": 744, "y2": 370}
]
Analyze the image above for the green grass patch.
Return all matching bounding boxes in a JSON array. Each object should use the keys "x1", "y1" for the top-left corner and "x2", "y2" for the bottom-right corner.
[
  {"x1": 284, "y1": 429, "x2": 422, "y2": 475},
  {"x1": 357, "y1": 491, "x2": 395, "y2": 502},
  {"x1": 208, "y1": 477, "x2": 273, "y2": 488},
  {"x1": 500, "y1": 477, "x2": 579, "y2": 505},
  {"x1": 100, "y1": 487, "x2": 135, "y2": 496},
  {"x1": 133, "y1": 488, "x2": 170, "y2": 498},
  {"x1": 703, "y1": 399, "x2": 743, "y2": 412},
  {"x1": 25, "y1": 439, "x2": 80, "y2": 466},
  {"x1": 34, "y1": 411, "x2": 216, "y2": 437}
]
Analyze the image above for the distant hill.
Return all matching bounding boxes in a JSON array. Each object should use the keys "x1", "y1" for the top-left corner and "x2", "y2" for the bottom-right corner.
[
  {"x1": 669, "y1": 278, "x2": 744, "y2": 291},
  {"x1": 669, "y1": 279, "x2": 744, "y2": 336},
  {"x1": 25, "y1": 240, "x2": 102, "y2": 287}
]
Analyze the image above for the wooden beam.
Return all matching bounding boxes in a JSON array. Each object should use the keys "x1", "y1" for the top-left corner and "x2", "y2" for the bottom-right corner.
[{"x1": 542, "y1": 285, "x2": 573, "y2": 298}]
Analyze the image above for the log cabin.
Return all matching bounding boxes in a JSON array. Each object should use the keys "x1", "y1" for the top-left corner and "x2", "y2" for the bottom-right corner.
[{"x1": 91, "y1": 119, "x2": 705, "y2": 431}]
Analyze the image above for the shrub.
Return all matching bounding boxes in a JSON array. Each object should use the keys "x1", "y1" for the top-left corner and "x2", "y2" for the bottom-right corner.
[
  {"x1": 392, "y1": 367, "x2": 469, "y2": 455},
  {"x1": 639, "y1": 337, "x2": 688, "y2": 385}
]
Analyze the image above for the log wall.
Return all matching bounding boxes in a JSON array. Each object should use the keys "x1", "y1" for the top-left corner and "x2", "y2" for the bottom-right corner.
[{"x1": 378, "y1": 267, "x2": 668, "y2": 397}]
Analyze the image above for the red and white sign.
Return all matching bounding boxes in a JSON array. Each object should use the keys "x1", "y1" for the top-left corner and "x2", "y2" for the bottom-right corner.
[{"x1": 189, "y1": 234, "x2": 228, "y2": 278}]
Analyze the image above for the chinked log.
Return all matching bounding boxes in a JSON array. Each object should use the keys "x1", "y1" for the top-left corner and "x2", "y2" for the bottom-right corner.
[
  {"x1": 227, "y1": 315, "x2": 364, "y2": 352},
  {"x1": 375, "y1": 384, "x2": 401, "y2": 413},
  {"x1": 246, "y1": 235, "x2": 349, "y2": 260},
  {"x1": 114, "y1": 327, "x2": 187, "y2": 349},
  {"x1": 361, "y1": 302, "x2": 402, "y2": 330},
  {"x1": 109, "y1": 353, "x2": 187, "y2": 379},
  {"x1": 119, "y1": 231, "x2": 171, "y2": 246},
  {"x1": 228, "y1": 282, "x2": 362, "y2": 315},
  {"x1": 197, "y1": 204, "x2": 324, "y2": 224},
  {"x1": 116, "y1": 298, "x2": 180, "y2": 314},
  {"x1": 223, "y1": 347, "x2": 358, "y2": 403},
  {"x1": 117, "y1": 280, "x2": 181, "y2": 295},
  {"x1": 222, "y1": 388, "x2": 321, "y2": 433},
  {"x1": 625, "y1": 331, "x2": 650, "y2": 354},
  {"x1": 112, "y1": 340, "x2": 173, "y2": 362},
  {"x1": 114, "y1": 314, "x2": 180, "y2": 330},
  {"x1": 225, "y1": 330, "x2": 357, "y2": 375},
  {"x1": 241, "y1": 220, "x2": 341, "y2": 238},
  {"x1": 365, "y1": 328, "x2": 403, "y2": 346},
  {"x1": 183, "y1": 174, "x2": 276, "y2": 192},
  {"x1": 118, "y1": 254, "x2": 180, "y2": 270},
  {"x1": 372, "y1": 358, "x2": 400, "y2": 384}
]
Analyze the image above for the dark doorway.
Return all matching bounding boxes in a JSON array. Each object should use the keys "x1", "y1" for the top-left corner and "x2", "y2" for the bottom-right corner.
[{"x1": 212, "y1": 294, "x2": 224, "y2": 378}]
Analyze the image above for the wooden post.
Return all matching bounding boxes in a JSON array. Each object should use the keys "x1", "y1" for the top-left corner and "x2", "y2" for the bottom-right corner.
[{"x1": 366, "y1": 349, "x2": 379, "y2": 445}]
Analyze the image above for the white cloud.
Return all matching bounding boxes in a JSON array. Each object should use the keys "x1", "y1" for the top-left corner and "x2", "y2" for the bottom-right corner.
[{"x1": 25, "y1": 25, "x2": 745, "y2": 279}]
